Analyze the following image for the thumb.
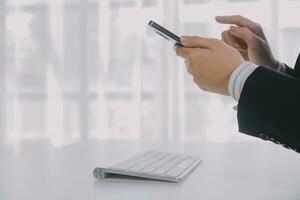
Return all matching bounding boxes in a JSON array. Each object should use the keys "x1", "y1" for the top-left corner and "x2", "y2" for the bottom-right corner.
[
  {"x1": 229, "y1": 26, "x2": 258, "y2": 46},
  {"x1": 180, "y1": 36, "x2": 218, "y2": 49}
]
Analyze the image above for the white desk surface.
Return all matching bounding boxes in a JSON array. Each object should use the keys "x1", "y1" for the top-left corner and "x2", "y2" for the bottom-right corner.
[{"x1": 0, "y1": 139, "x2": 299, "y2": 200}]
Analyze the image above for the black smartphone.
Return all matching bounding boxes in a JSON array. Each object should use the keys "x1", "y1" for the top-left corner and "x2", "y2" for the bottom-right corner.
[{"x1": 148, "y1": 20, "x2": 183, "y2": 47}]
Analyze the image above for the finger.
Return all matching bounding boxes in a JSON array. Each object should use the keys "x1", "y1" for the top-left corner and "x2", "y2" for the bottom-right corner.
[
  {"x1": 224, "y1": 30, "x2": 246, "y2": 49},
  {"x1": 221, "y1": 31, "x2": 229, "y2": 44},
  {"x1": 237, "y1": 49, "x2": 250, "y2": 61},
  {"x1": 232, "y1": 31, "x2": 248, "y2": 49},
  {"x1": 223, "y1": 31, "x2": 236, "y2": 48},
  {"x1": 175, "y1": 46, "x2": 194, "y2": 59},
  {"x1": 215, "y1": 15, "x2": 257, "y2": 31},
  {"x1": 186, "y1": 48, "x2": 209, "y2": 75},
  {"x1": 215, "y1": 15, "x2": 256, "y2": 27},
  {"x1": 222, "y1": 30, "x2": 241, "y2": 49},
  {"x1": 180, "y1": 36, "x2": 218, "y2": 49},
  {"x1": 229, "y1": 26, "x2": 258, "y2": 45}
]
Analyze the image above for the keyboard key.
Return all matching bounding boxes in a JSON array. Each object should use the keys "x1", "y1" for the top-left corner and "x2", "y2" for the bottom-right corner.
[
  {"x1": 128, "y1": 152, "x2": 168, "y2": 172},
  {"x1": 111, "y1": 151, "x2": 158, "y2": 169},
  {"x1": 176, "y1": 157, "x2": 197, "y2": 168},
  {"x1": 152, "y1": 155, "x2": 186, "y2": 175},
  {"x1": 141, "y1": 153, "x2": 177, "y2": 173},
  {"x1": 164, "y1": 158, "x2": 198, "y2": 177},
  {"x1": 164, "y1": 166, "x2": 186, "y2": 177}
]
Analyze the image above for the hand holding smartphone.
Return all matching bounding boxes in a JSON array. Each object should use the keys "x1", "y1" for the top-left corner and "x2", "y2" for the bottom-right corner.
[{"x1": 148, "y1": 20, "x2": 184, "y2": 47}]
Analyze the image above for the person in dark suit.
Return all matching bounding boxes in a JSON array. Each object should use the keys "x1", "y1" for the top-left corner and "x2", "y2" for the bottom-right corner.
[{"x1": 175, "y1": 15, "x2": 300, "y2": 153}]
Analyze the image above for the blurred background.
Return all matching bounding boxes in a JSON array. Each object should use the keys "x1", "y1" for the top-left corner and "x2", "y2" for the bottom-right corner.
[{"x1": 0, "y1": 0, "x2": 300, "y2": 148}]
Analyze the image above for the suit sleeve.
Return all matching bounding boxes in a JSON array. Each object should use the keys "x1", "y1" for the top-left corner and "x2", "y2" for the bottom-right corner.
[
  {"x1": 237, "y1": 66, "x2": 300, "y2": 152},
  {"x1": 284, "y1": 64, "x2": 299, "y2": 77},
  {"x1": 284, "y1": 54, "x2": 300, "y2": 77}
]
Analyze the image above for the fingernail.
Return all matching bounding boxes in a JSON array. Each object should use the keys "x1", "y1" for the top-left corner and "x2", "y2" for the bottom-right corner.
[{"x1": 229, "y1": 27, "x2": 237, "y2": 32}]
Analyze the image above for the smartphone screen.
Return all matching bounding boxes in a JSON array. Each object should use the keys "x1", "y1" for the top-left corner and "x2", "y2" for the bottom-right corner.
[{"x1": 148, "y1": 20, "x2": 183, "y2": 47}]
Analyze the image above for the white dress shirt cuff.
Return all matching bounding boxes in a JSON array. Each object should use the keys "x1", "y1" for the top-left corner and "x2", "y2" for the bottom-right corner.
[
  {"x1": 228, "y1": 62, "x2": 259, "y2": 101},
  {"x1": 277, "y1": 62, "x2": 286, "y2": 73}
]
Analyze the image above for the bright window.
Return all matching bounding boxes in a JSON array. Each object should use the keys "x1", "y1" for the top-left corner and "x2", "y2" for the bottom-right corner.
[{"x1": 1, "y1": 0, "x2": 299, "y2": 146}]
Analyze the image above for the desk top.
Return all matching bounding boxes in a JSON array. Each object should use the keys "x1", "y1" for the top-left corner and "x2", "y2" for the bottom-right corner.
[{"x1": 0, "y1": 139, "x2": 299, "y2": 200}]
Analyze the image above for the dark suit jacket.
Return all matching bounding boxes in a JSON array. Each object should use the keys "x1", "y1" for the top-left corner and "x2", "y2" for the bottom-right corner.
[{"x1": 238, "y1": 54, "x2": 300, "y2": 153}]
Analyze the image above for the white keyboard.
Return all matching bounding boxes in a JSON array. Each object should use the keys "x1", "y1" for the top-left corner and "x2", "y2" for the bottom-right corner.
[{"x1": 93, "y1": 151, "x2": 202, "y2": 182}]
